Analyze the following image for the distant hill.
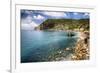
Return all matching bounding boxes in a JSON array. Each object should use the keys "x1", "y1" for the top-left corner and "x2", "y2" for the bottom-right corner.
[{"x1": 35, "y1": 19, "x2": 89, "y2": 31}]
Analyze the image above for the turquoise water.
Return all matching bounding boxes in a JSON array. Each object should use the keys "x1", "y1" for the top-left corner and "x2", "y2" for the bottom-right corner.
[{"x1": 21, "y1": 30, "x2": 77, "y2": 63}]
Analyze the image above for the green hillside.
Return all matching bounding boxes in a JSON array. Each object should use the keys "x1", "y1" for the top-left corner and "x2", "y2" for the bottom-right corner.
[{"x1": 35, "y1": 19, "x2": 89, "y2": 31}]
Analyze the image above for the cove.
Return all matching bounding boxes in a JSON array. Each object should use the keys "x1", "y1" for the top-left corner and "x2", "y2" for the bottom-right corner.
[{"x1": 21, "y1": 30, "x2": 78, "y2": 63}]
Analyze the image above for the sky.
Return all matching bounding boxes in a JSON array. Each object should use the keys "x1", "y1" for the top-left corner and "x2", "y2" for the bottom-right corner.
[{"x1": 21, "y1": 10, "x2": 89, "y2": 30}]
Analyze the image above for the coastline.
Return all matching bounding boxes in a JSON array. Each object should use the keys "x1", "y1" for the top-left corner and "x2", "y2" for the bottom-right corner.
[
  {"x1": 71, "y1": 31, "x2": 90, "y2": 60},
  {"x1": 47, "y1": 30, "x2": 90, "y2": 61}
]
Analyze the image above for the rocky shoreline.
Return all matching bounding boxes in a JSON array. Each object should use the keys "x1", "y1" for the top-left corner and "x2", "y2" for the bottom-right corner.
[
  {"x1": 46, "y1": 31, "x2": 90, "y2": 61},
  {"x1": 71, "y1": 31, "x2": 89, "y2": 60}
]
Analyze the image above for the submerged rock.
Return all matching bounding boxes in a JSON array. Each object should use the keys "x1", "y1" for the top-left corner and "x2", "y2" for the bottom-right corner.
[
  {"x1": 67, "y1": 32, "x2": 75, "y2": 37},
  {"x1": 65, "y1": 48, "x2": 70, "y2": 51}
]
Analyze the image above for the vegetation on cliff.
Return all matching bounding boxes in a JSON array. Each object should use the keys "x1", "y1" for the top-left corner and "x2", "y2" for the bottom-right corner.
[{"x1": 35, "y1": 19, "x2": 89, "y2": 31}]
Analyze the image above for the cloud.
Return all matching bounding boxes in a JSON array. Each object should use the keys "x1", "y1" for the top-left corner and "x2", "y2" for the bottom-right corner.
[
  {"x1": 21, "y1": 15, "x2": 40, "y2": 30},
  {"x1": 33, "y1": 15, "x2": 45, "y2": 20},
  {"x1": 41, "y1": 11, "x2": 67, "y2": 18},
  {"x1": 22, "y1": 16, "x2": 33, "y2": 23},
  {"x1": 82, "y1": 13, "x2": 89, "y2": 19},
  {"x1": 21, "y1": 23, "x2": 32, "y2": 30},
  {"x1": 24, "y1": 10, "x2": 33, "y2": 15},
  {"x1": 73, "y1": 12, "x2": 79, "y2": 15},
  {"x1": 30, "y1": 21, "x2": 39, "y2": 27},
  {"x1": 84, "y1": 13, "x2": 89, "y2": 16},
  {"x1": 21, "y1": 21, "x2": 39, "y2": 30}
]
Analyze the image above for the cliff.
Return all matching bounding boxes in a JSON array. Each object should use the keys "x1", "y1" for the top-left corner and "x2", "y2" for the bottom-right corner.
[{"x1": 35, "y1": 19, "x2": 89, "y2": 31}]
